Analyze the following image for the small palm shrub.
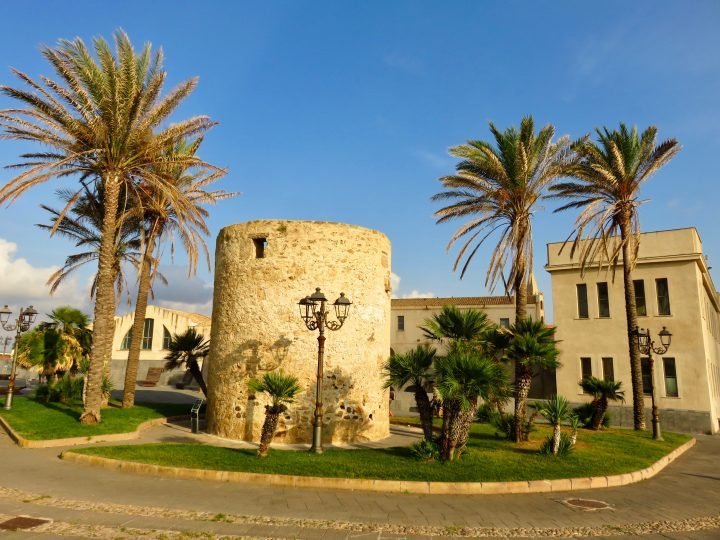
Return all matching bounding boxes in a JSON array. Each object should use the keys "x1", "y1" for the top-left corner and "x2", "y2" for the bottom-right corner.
[
  {"x1": 537, "y1": 395, "x2": 571, "y2": 455},
  {"x1": 569, "y1": 415, "x2": 580, "y2": 445},
  {"x1": 247, "y1": 371, "x2": 301, "y2": 457},
  {"x1": 475, "y1": 402, "x2": 493, "y2": 423},
  {"x1": 35, "y1": 375, "x2": 84, "y2": 404},
  {"x1": 573, "y1": 403, "x2": 610, "y2": 428},
  {"x1": 539, "y1": 432, "x2": 573, "y2": 456},
  {"x1": 490, "y1": 409, "x2": 538, "y2": 441},
  {"x1": 410, "y1": 439, "x2": 440, "y2": 462},
  {"x1": 580, "y1": 377, "x2": 624, "y2": 430}
]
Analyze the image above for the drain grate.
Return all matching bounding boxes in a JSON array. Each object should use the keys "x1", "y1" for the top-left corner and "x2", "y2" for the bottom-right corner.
[
  {"x1": 564, "y1": 498, "x2": 611, "y2": 511},
  {"x1": 0, "y1": 516, "x2": 52, "y2": 530}
]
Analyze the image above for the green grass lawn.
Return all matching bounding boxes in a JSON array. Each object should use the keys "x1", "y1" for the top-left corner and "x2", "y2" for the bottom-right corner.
[
  {"x1": 69, "y1": 422, "x2": 690, "y2": 482},
  {"x1": 0, "y1": 397, "x2": 190, "y2": 440}
]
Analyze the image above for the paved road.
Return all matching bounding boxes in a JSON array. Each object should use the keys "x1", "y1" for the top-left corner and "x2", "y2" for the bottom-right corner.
[{"x1": 0, "y1": 421, "x2": 717, "y2": 538}]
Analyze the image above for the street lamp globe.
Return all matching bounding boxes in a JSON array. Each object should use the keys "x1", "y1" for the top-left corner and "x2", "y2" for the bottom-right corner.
[
  {"x1": 333, "y1": 293, "x2": 352, "y2": 322},
  {"x1": 298, "y1": 297, "x2": 316, "y2": 325},
  {"x1": 0, "y1": 305, "x2": 11, "y2": 325},
  {"x1": 659, "y1": 326, "x2": 672, "y2": 349},
  {"x1": 21, "y1": 306, "x2": 38, "y2": 329}
]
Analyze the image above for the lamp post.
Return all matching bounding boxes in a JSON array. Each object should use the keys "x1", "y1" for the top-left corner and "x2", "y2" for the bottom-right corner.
[
  {"x1": 298, "y1": 288, "x2": 352, "y2": 453},
  {"x1": 631, "y1": 325, "x2": 672, "y2": 441},
  {"x1": 0, "y1": 305, "x2": 38, "y2": 409}
]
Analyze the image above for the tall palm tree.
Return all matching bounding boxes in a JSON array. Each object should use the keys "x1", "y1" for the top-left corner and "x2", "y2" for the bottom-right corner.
[
  {"x1": 580, "y1": 377, "x2": 625, "y2": 430},
  {"x1": 163, "y1": 328, "x2": 210, "y2": 396},
  {"x1": 507, "y1": 319, "x2": 560, "y2": 443},
  {"x1": 537, "y1": 395, "x2": 571, "y2": 455},
  {"x1": 38, "y1": 186, "x2": 147, "y2": 304},
  {"x1": 247, "y1": 371, "x2": 301, "y2": 457},
  {"x1": 434, "y1": 349, "x2": 506, "y2": 461},
  {"x1": 122, "y1": 138, "x2": 232, "y2": 408},
  {"x1": 550, "y1": 124, "x2": 680, "y2": 430},
  {"x1": 383, "y1": 345, "x2": 436, "y2": 440},
  {"x1": 0, "y1": 30, "x2": 220, "y2": 423},
  {"x1": 433, "y1": 117, "x2": 576, "y2": 321}
]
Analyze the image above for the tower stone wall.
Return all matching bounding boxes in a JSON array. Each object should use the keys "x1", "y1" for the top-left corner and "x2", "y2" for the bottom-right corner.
[{"x1": 206, "y1": 220, "x2": 391, "y2": 444}]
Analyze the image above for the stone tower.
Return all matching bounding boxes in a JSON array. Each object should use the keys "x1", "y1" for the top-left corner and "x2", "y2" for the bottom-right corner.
[{"x1": 206, "y1": 220, "x2": 391, "y2": 444}]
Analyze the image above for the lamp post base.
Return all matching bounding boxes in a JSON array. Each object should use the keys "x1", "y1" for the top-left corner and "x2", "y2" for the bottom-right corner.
[
  {"x1": 309, "y1": 423, "x2": 323, "y2": 454},
  {"x1": 652, "y1": 411, "x2": 663, "y2": 441}
]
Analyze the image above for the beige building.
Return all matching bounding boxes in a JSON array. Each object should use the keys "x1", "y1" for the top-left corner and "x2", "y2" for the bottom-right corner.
[
  {"x1": 110, "y1": 305, "x2": 212, "y2": 389},
  {"x1": 547, "y1": 227, "x2": 720, "y2": 433},
  {"x1": 389, "y1": 288, "x2": 548, "y2": 415}
]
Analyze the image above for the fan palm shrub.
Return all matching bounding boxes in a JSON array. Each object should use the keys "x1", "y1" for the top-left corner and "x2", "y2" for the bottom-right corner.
[
  {"x1": 163, "y1": 328, "x2": 210, "y2": 396},
  {"x1": 383, "y1": 345, "x2": 436, "y2": 440},
  {"x1": 550, "y1": 124, "x2": 680, "y2": 429},
  {"x1": 122, "y1": 138, "x2": 232, "y2": 408},
  {"x1": 247, "y1": 372, "x2": 301, "y2": 457},
  {"x1": 0, "y1": 30, "x2": 220, "y2": 423},
  {"x1": 434, "y1": 349, "x2": 507, "y2": 461},
  {"x1": 433, "y1": 117, "x2": 576, "y2": 322},
  {"x1": 421, "y1": 305, "x2": 491, "y2": 347},
  {"x1": 537, "y1": 395, "x2": 571, "y2": 455},
  {"x1": 506, "y1": 319, "x2": 560, "y2": 443},
  {"x1": 580, "y1": 377, "x2": 625, "y2": 430}
]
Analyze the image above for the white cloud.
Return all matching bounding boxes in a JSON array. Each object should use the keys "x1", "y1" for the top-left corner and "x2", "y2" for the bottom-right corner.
[
  {"x1": 0, "y1": 238, "x2": 92, "y2": 321},
  {"x1": 390, "y1": 272, "x2": 401, "y2": 295},
  {"x1": 389, "y1": 272, "x2": 434, "y2": 300},
  {"x1": 150, "y1": 265, "x2": 214, "y2": 315}
]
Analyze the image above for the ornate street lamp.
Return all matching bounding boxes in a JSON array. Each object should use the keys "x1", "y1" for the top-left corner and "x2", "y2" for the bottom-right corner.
[
  {"x1": 298, "y1": 288, "x2": 352, "y2": 453},
  {"x1": 631, "y1": 325, "x2": 672, "y2": 441},
  {"x1": 0, "y1": 305, "x2": 38, "y2": 409}
]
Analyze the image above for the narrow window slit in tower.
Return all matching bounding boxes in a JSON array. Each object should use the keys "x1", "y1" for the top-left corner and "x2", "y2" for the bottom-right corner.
[{"x1": 253, "y1": 237, "x2": 267, "y2": 258}]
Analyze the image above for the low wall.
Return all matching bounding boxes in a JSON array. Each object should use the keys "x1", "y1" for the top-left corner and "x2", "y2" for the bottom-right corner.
[{"x1": 108, "y1": 360, "x2": 197, "y2": 391}]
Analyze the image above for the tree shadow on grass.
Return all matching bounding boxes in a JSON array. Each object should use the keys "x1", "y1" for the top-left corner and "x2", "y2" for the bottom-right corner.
[{"x1": 33, "y1": 399, "x2": 82, "y2": 422}]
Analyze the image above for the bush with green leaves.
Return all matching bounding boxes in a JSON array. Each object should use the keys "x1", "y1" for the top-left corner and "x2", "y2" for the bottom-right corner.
[
  {"x1": 247, "y1": 371, "x2": 301, "y2": 457},
  {"x1": 490, "y1": 408, "x2": 538, "y2": 441},
  {"x1": 573, "y1": 403, "x2": 610, "y2": 428},
  {"x1": 539, "y1": 432, "x2": 573, "y2": 456},
  {"x1": 409, "y1": 439, "x2": 440, "y2": 462},
  {"x1": 35, "y1": 375, "x2": 84, "y2": 404}
]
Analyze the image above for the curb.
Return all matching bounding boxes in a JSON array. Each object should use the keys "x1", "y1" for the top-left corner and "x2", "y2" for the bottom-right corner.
[
  {"x1": 61, "y1": 437, "x2": 696, "y2": 494},
  {"x1": 0, "y1": 414, "x2": 189, "y2": 449}
]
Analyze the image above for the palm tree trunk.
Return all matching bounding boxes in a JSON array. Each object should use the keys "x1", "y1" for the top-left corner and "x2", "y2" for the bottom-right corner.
[
  {"x1": 619, "y1": 212, "x2": 645, "y2": 430},
  {"x1": 514, "y1": 220, "x2": 529, "y2": 323},
  {"x1": 456, "y1": 397, "x2": 479, "y2": 449},
  {"x1": 188, "y1": 359, "x2": 208, "y2": 397},
  {"x1": 513, "y1": 367, "x2": 532, "y2": 442},
  {"x1": 592, "y1": 396, "x2": 608, "y2": 430},
  {"x1": 80, "y1": 174, "x2": 121, "y2": 424},
  {"x1": 257, "y1": 405, "x2": 284, "y2": 457},
  {"x1": 552, "y1": 423, "x2": 561, "y2": 455},
  {"x1": 439, "y1": 399, "x2": 461, "y2": 460},
  {"x1": 414, "y1": 388, "x2": 434, "y2": 441},
  {"x1": 122, "y1": 231, "x2": 156, "y2": 408}
]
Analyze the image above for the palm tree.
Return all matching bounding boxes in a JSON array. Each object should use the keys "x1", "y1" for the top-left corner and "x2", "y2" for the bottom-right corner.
[
  {"x1": 247, "y1": 371, "x2": 301, "y2": 457},
  {"x1": 538, "y1": 395, "x2": 571, "y2": 455},
  {"x1": 421, "y1": 305, "x2": 492, "y2": 347},
  {"x1": 507, "y1": 319, "x2": 560, "y2": 443},
  {"x1": 0, "y1": 30, "x2": 220, "y2": 424},
  {"x1": 163, "y1": 328, "x2": 210, "y2": 396},
  {"x1": 38, "y1": 186, "x2": 147, "y2": 304},
  {"x1": 434, "y1": 349, "x2": 506, "y2": 461},
  {"x1": 433, "y1": 117, "x2": 576, "y2": 322},
  {"x1": 580, "y1": 377, "x2": 625, "y2": 430},
  {"x1": 550, "y1": 124, "x2": 680, "y2": 430},
  {"x1": 122, "y1": 138, "x2": 232, "y2": 408},
  {"x1": 383, "y1": 345, "x2": 436, "y2": 440}
]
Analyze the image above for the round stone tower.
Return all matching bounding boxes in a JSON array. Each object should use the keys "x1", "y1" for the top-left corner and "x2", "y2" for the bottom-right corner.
[{"x1": 206, "y1": 220, "x2": 391, "y2": 444}]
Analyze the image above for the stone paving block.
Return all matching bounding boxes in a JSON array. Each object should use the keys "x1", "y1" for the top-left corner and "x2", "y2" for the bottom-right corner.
[
  {"x1": 570, "y1": 477, "x2": 592, "y2": 490},
  {"x1": 550, "y1": 478, "x2": 573, "y2": 492},
  {"x1": 527, "y1": 479, "x2": 553, "y2": 493},
  {"x1": 589, "y1": 476, "x2": 608, "y2": 489}
]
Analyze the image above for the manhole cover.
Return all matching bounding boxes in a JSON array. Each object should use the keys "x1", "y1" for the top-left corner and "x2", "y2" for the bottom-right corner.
[
  {"x1": 0, "y1": 516, "x2": 52, "y2": 530},
  {"x1": 564, "y1": 498, "x2": 611, "y2": 511}
]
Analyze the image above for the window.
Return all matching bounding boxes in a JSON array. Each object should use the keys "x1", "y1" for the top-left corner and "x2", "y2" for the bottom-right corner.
[
  {"x1": 641, "y1": 358, "x2": 653, "y2": 395},
  {"x1": 141, "y1": 318, "x2": 154, "y2": 350},
  {"x1": 634, "y1": 280, "x2": 647, "y2": 316},
  {"x1": 602, "y1": 357, "x2": 615, "y2": 382},
  {"x1": 499, "y1": 318, "x2": 510, "y2": 328},
  {"x1": 163, "y1": 326, "x2": 172, "y2": 349},
  {"x1": 656, "y1": 278, "x2": 671, "y2": 315},
  {"x1": 120, "y1": 329, "x2": 132, "y2": 350},
  {"x1": 580, "y1": 357, "x2": 592, "y2": 390},
  {"x1": 597, "y1": 282, "x2": 610, "y2": 317},
  {"x1": 253, "y1": 237, "x2": 267, "y2": 258},
  {"x1": 397, "y1": 315, "x2": 405, "y2": 331},
  {"x1": 663, "y1": 358, "x2": 678, "y2": 397},
  {"x1": 576, "y1": 284, "x2": 589, "y2": 319}
]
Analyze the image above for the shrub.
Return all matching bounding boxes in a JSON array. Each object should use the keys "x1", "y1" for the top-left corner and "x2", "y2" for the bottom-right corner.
[
  {"x1": 35, "y1": 375, "x2": 83, "y2": 404},
  {"x1": 490, "y1": 409, "x2": 537, "y2": 441},
  {"x1": 573, "y1": 403, "x2": 610, "y2": 428},
  {"x1": 475, "y1": 402, "x2": 493, "y2": 423},
  {"x1": 539, "y1": 432, "x2": 573, "y2": 456},
  {"x1": 410, "y1": 439, "x2": 440, "y2": 462}
]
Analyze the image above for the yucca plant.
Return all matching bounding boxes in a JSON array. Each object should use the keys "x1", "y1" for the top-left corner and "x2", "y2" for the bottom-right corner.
[
  {"x1": 550, "y1": 124, "x2": 680, "y2": 430},
  {"x1": 537, "y1": 395, "x2": 571, "y2": 455},
  {"x1": 580, "y1": 377, "x2": 625, "y2": 430},
  {"x1": 383, "y1": 345, "x2": 436, "y2": 440},
  {"x1": 164, "y1": 329, "x2": 210, "y2": 396},
  {"x1": 506, "y1": 319, "x2": 560, "y2": 443},
  {"x1": 569, "y1": 415, "x2": 580, "y2": 445},
  {"x1": 247, "y1": 372, "x2": 301, "y2": 457}
]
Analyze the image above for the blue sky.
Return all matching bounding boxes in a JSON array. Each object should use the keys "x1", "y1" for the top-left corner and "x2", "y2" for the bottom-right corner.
[{"x1": 0, "y1": 1, "x2": 718, "y2": 320}]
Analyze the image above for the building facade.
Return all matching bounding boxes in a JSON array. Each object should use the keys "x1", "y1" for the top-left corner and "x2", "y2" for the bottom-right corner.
[
  {"x1": 110, "y1": 305, "x2": 212, "y2": 390},
  {"x1": 547, "y1": 228, "x2": 720, "y2": 433}
]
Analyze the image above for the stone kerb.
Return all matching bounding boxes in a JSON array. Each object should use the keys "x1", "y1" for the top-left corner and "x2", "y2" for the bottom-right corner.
[
  {"x1": 62, "y1": 437, "x2": 696, "y2": 494},
  {"x1": 206, "y1": 220, "x2": 391, "y2": 445}
]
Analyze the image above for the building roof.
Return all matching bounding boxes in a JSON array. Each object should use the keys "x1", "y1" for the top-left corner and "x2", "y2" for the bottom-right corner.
[
  {"x1": 114, "y1": 305, "x2": 212, "y2": 327},
  {"x1": 392, "y1": 295, "x2": 541, "y2": 308}
]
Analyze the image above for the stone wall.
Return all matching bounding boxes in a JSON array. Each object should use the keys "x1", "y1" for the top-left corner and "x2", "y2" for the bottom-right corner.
[{"x1": 206, "y1": 220, "x2": 391, "y2": 444}]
